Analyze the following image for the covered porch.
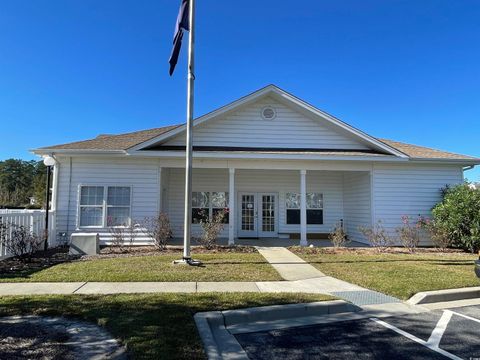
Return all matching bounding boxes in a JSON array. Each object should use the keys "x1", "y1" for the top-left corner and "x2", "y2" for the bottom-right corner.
[{"x1": 159, "y1": 164, "x2": 373, "y2": 246}]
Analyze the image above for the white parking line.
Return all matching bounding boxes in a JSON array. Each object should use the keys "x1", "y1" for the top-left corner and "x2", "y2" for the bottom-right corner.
[
  {"x1": 449, "y1": 310, "x2": 480, "y2": 324},
  {"x1": 370, "y1": 317, "x2": 463, "y2": 360},
  {"x1": 426, "y1": 310, "x2": 453, "y2": 348}
]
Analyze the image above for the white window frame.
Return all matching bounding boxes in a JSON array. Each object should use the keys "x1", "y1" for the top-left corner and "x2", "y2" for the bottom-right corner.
[
  {"x1": 77, "y1": 185, "x2": 132, "y2": 229},
  {"x1": 285, "y1": 192, "x2": 324, "y2": 225}
]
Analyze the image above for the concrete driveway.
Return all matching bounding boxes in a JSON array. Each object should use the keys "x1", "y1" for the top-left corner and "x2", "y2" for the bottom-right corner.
[{"x1": 235, "y1": 304, "x2": 480, "y2": 360}]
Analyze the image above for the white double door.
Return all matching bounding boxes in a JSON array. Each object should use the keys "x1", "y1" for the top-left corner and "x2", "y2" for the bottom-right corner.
[{"x1": 238, "y1": 192, "x2": 278, "y2": 238}]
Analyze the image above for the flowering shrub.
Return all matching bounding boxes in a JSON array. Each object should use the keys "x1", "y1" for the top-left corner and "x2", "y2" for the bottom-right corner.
[
  {"x1": 329, "y1": 221, "x2": 348, "y2": 248},
  {"x1": 396, "y1": 215, "x2": 422, "y2": 252},
  {"x1": 196, "y1": 208, "x2": 228, "y2": 249},
  {"x1": 359, "y1": 220, "x2": 393, "y2": 251},
  {"x1": 431, "y1": 183, "x2": 480, "y2": 253}
]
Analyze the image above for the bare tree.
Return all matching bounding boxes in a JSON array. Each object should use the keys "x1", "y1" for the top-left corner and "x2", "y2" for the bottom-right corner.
[
  {"x1": 329, "y1": 221, "x2": 348, "y2": 248},
  {"x1": 142, "y1": 213, "x2": 172, "y2": 250},
  {"x1": 195, "y1": 209, "x2": 227, "y2": 249},
  {"x1": 1, "y1": 223, "x2": 43, "y2": 261},
  {"x1": 359, "y1": 220, "x2": 393, "y2": 252}
]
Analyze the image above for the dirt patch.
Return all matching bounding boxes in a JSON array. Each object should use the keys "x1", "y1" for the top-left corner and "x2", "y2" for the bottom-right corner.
[
  {"x1": 0, "y1": 247, "x2": 77, "y2": 277},
  {"x1": 81, "y1": 244, "x2": 258, "y2": 260},
  {"x1": 0, "y1": 316, "x2": 125, "y2": 359},
  {"x1": 0, "y1": 320, "x2": 74, "y2": 360},
  {"x1": 290, "y1": 246, "x2": 473, "y2": 257}
]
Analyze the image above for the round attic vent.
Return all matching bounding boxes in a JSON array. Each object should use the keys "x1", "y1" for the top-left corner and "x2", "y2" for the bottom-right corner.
[{"x1": 261, "y1": 106, "x2": 276, "y2": 120}]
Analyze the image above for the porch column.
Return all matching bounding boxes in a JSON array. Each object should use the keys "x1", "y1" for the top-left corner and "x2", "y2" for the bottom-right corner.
[
  {"x1": 300, "y1": 170, "x2": 308, "y2": 246},
  {"x1": 158, "y1": 166, "x2": 162, "y2": 214},
  {"x1": 228, "y1": 168, "x2": 235, "y2": 245}
]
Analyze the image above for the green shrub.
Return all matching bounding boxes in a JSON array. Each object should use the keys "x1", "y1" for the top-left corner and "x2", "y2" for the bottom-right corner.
[{"x1": 431, "y1": 183, "x2": 480, "y2": 253}]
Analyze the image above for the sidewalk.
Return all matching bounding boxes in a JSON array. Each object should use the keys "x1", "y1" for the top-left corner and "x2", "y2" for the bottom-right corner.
[{"x1": 0, "y1": 247, "x2": 400, "y2": 307}]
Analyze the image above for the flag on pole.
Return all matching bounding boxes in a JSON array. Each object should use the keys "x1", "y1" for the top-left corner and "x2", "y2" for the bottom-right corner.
[{"x1": 169, "y1": 0, "x2": 190, "y2": 76}]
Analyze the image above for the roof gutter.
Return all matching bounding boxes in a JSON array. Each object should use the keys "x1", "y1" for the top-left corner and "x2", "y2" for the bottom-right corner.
[
  {"x1": 410, "y1": 158, "x2": 480, "y2": 165},
  {"x1": 30, "y1": 148, "x2": 128, "y2": 156}
]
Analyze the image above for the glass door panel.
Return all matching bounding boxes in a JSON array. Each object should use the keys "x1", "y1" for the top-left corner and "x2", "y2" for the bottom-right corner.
[{"x1": 238, "y1": 193, "x2": 257, "y2": 237}]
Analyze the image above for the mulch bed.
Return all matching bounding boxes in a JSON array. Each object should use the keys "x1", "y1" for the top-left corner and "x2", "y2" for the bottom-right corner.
[
  {"x1": 0, "y1": 245, "x2": 259, "y2": 272},
  {"x1": 290, "y1": 246, "x2": 474, "y2": 256},
  {"x1": 0, "y1": 247, "x2": 77, "y2": 276},
  {"x1": 83, "y1": 244, "x2": 257, "y2": 260}
]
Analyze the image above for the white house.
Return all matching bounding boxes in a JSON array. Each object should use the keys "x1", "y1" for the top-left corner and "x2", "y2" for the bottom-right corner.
[{"x1": 33, "y1": 85, "x2": 480, "y2": 246}]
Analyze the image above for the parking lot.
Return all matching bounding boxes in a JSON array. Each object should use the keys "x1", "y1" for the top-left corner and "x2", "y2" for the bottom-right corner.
[{"x1": 236, "y1": 305, "x2": 480, "y2": 360}]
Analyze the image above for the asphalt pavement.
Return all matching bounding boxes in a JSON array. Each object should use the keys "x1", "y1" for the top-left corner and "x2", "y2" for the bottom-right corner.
[{"x1": 236, "y1": 304, "x2": 480, "y2": 360}]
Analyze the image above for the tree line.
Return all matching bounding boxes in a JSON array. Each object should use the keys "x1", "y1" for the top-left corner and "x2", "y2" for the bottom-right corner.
[{"x1": 0, "y1": 159, "x2": 47, "y2": 208}]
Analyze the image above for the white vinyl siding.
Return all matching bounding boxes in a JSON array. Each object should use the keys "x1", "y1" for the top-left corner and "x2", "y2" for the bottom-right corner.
[
  {"x1": 54, "y1": 157, "x2": 161, "y2": 244},
  {"x1": 163, "y1": 97, "x2": 370, "y2": 150},
  {"x1": 372, "y1": 163, "x2": 464, "y2": 245},
  {"x1": 343, "y1": 171, "x2": 372, "y2": 244}
]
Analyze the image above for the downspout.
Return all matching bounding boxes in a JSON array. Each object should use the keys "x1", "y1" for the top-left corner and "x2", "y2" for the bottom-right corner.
[{"x1": 65, "y1": 157, "x2": 73, "y2": 240}]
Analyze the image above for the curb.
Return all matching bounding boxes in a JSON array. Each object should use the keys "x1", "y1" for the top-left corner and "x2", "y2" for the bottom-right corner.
[
  {"x1": 194, "y1": 300, "x2": 361, "y2": 360},
  {"x1": 194, "y1": 311, "x2": 248, "y2": 360},
  {"x1": 221, "y1": 300, "x2": 357, "y2": 326},
  {"x1": 407, "y1": 286, "x2": 480, "y2": 305}
]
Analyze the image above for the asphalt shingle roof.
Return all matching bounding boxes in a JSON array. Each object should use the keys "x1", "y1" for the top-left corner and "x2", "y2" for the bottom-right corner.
[{"x1": 38, "y1": 125, "x2": 478, "y2": 161}]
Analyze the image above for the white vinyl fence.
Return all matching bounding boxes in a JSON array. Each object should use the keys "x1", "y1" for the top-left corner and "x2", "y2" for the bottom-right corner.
[{"x1": 0, "y1": 210, "x2": 52, "y2": 259}]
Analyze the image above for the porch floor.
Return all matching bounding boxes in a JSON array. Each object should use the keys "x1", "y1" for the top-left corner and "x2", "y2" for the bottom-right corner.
[{"x1": 168, "y1": 237, "x2": 367, "y2": 248}]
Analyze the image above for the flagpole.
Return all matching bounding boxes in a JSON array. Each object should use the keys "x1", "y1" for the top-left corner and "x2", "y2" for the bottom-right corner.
[{"x1": 182, "y1": 0, "x2": 195, "y2": 261}]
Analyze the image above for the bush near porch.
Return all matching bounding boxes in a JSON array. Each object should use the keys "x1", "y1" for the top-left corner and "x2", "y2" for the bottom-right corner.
[
  {"x1": 0, "y1": 293, "x2": 334, "y2": 360},
  {"x1": 0, "y1": 246, "x2": 282, "y2": 282},
  {"x1": 291, "y1": 247, "x2": 479, "y2": 300}
]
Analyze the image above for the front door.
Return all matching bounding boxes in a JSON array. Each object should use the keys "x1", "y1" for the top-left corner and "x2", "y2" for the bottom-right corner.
[{"x1": 238, "y1": 192, "x2": 278, "y2": 238}]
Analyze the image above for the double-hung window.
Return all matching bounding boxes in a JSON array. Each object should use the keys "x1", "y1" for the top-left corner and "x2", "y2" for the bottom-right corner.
[
  {"x1": 192, "y1": 191, "x2": 229, "y2": 224},
  {"x1": 79, "y1": 186, "x2": 104, "y2": 227},
  {"x1": 286, "y1": 192, "x2": 323, "y2": 225},
  {"x1": 79, "y1": 185, "x2": 131, "y2": 228},
  {"x1": 107, "y1": 187, "x2": 131, "y2": 226}
]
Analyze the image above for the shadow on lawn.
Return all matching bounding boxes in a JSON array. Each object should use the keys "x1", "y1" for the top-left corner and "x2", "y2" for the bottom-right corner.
[
  {"x1": 0, "y1": 247, "x2": 79, "y2": 280},
  {"x1": 305, "y1": 258, "x2": 475, "y2": 266},
  {"x1": 0, "y1": 293, "x2": 326, "y2": 359},
  {"x1": 203, "y1": 261, "x2": 272, "y2": 266}
]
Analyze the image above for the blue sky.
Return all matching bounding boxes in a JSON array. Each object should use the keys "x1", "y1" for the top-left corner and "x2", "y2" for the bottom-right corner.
[{"x1": 1, "y1": 0, "x2": 479, "y2": 180}]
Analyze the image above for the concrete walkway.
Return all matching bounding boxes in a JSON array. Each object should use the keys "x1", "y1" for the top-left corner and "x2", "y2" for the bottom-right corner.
[
  {"x1": 255, "y1": 247, "x2": 325, "y2": 281},
  {"x1": 255, "y1": 246, "x2": 401, "y2": 306}
]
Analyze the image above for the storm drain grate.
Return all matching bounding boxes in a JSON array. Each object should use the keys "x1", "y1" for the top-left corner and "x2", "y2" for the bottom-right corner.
[{"x1": 331, "y1": 290, "x2": 401, "y2": 306}]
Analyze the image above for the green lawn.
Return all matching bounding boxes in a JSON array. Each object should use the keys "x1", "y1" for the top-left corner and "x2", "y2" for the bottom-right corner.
[
  {"x1": 0, "y1": 293, "x2": 333, "y2": 359},
  {"x1": 0, "y1": 252, "x2": 282, "y2": 282},
  {"x1": 291, "y1": 247, "x2": 479, "y2": 299}
]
